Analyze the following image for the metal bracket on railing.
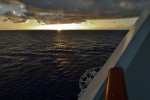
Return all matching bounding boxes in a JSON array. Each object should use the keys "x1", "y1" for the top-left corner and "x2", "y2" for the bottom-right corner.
[{"x1": 78, "y1": 67, "x2": 101, "y2": 96}]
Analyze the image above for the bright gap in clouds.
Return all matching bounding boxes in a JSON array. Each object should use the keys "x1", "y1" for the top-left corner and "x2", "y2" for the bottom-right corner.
[{"x1": 35, "y1": 17, "x2": 138, "y2": 30}]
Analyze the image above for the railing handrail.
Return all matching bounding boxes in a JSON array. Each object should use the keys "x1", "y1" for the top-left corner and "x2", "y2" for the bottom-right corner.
[{"x1": 105, "y1": 67, "x2": 128, "y2": 100}]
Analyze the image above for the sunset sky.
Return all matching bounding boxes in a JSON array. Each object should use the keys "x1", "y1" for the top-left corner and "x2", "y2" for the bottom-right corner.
[{"x1": 0, "y1": 0, "x2": 149, "y2": 30}]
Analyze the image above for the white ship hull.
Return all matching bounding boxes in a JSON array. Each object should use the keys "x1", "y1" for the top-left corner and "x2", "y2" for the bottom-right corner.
[{"x1": 78, "y1": 4, "x2": 150, "y2": 100}]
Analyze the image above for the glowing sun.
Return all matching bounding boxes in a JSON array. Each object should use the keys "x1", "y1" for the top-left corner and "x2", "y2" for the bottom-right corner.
[{"x1": 36, "y1": 23, "x2": 80, "y2": 30}]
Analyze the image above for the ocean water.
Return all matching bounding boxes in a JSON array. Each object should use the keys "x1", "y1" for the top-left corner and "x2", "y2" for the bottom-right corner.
[{"x1": 0, "y1": 30, "x2": 127, "y2": 100}]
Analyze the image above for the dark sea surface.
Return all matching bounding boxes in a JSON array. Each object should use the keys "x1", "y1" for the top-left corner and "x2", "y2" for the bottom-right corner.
[{"x1": 0, "y1": 30, "x2": 127, "y2": 100}]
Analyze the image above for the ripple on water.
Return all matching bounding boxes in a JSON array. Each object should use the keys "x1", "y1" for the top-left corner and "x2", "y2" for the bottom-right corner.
[{"x1": 0, "y1": 30, "x2": 127, "y2": 100}]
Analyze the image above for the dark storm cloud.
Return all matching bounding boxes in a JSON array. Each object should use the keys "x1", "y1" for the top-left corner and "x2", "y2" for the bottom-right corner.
[
  {"x1": 0, "y1": 0, "x2": 22, "y2": 6},
  {"x1": 2, "y1": 10, "x2": 27, "y2": 23},
  {"x1": 0, "y1": 0, "x2": 150, "y2": 24},
  {"x1": 0, "y1": 1, "x2": 27, "y2": 23},
  {"x1": 19, "y1": 0, "x2": 150, "y2": 16}
]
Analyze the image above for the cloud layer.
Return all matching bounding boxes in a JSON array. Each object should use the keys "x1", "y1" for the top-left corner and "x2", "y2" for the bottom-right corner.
[{"x1": 0, "y1": 0, "x2": 150, "y2": 24}]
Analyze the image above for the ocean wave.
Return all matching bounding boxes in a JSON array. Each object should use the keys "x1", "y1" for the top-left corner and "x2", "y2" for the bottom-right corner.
[{"x1": 0, "y1": 30, "x2": 126, "y2": 100}]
